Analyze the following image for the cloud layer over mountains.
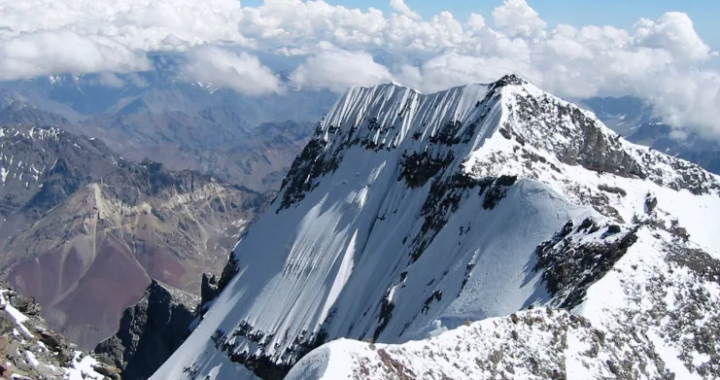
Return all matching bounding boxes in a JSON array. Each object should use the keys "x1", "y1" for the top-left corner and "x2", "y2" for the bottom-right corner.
[{"x1": 0, "y1": 0, "x2": 719, "y2": 136}]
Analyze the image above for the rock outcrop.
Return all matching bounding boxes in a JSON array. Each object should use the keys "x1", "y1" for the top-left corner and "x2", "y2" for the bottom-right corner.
[
  {"x1": 0, "y1": 281, "x2": 114, "y2": 379},
  {"x1": 95, "y1": 280, "x2": 199, "y2": 380}
]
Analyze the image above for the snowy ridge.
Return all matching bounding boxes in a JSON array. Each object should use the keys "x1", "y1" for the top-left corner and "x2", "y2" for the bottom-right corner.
[
  {"x1": 285, "y1": 308, "x2": 660, "y2": 380},
  {"x1": 152, "y1": 75, "x2": 720, "y2": 380}
]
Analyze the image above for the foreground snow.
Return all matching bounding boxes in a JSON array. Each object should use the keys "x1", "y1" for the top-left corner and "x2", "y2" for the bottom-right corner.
[
  {"x1": 0, "y1": 286, "x2": 113, "y2": 380},
  {"x1": 153, "y1": 75, "x2": 720, "y2": 380}
]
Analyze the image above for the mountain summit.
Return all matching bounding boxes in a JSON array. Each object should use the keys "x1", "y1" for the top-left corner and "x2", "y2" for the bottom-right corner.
[{"x1": 153, "y1": 75, "x2": 720, "y2": 380}]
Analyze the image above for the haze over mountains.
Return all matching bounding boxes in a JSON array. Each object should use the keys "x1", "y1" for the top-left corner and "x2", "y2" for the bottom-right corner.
[
  {"x1": 1, "y1": 65, "x2": 720, "y2": 380},
  {"x1": 0, "y1": 57, "x2": 336, "y2": 191},
  {"x1": 0, "y1": 124, "x2": 273, "y2": 349}
]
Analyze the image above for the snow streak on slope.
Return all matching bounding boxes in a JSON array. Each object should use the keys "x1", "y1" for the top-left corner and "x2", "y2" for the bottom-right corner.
[{"x1": 153, "y1": 75, "x2": 720, "y2": 380}]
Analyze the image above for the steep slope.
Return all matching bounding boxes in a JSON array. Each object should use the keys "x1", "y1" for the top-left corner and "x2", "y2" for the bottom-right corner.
[
  {"x1": 0, "y1": 281, "x2": 116, "y2": 379},
  {"x1": 95, "y1": 280, "x2": 199, "y2": 380},
  {"x1": 0, "y1": 125, "x2": 271, "y2": 349},
  {"x1": 153, "y1": 75, "x2": 720, "y2": 380}
]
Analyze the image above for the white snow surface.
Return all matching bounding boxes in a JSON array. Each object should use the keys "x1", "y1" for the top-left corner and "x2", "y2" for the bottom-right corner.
[{"x1": 153, "y1": 76, "x2": 720, "y2": 380}]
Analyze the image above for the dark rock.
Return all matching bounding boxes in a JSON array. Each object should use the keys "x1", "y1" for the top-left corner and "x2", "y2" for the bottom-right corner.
[
  {"x1": 8, "y1": 294, "x2": 40, "y2": 316},
  {"x1": 38, "y1": 330, "x2": 63, "y2": 348},
  {"x1": 93, "y1": 364, "x2": 122, "y2": 379},
  {"x1": 95, "y1": 280, "x2": 199, "y2": 380},
  {"x1": 534, "y1": 221, "x2": 639, "y2": 309},
  {"x1": 200, "y1": 272, "x2": 220, "y2": 306}
]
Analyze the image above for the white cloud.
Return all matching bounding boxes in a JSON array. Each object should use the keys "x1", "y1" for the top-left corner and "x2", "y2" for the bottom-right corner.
[
  {"x1": 389, "y1": 0, "x2": 421, "y2": 20},
  {"x1": 634, "y1": 12, "x2": 711, "y2": 62},
  {"x1": 290, "y1": 48, "x2": 392, "y2": 93},
  {"x1": 181, "y1": 46, "x2": 283, "y2": 95},
  {"x1": 0, "y1": 0, "x2": 719, "y2": 134},
  {"x1": 0, "y1": 31, "x2": 150, "y2": 81},
  {"x1": 467, "y1": 13, "x2": 486, "y2": 32},
  {"x1": 492, "y1": 0, "x2": 547, "y2": 38}
]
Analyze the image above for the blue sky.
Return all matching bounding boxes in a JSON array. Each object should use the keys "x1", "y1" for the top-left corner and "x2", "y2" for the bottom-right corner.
[{"x1": 242, "y1": 0, "x2": 719, "y2": 48}]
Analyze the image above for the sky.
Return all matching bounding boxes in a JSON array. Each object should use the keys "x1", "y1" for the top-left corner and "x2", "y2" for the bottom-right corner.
[
  {"x1": 0, "y1": 0, "x2": 719, "y2": 137},
  {"x1": 239, "y1": 0, "x2": 720, "y2": 48}
]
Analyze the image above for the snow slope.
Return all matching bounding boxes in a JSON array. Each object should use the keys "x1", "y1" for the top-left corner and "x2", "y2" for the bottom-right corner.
[{"x1": 153, "y1": 75, "x2": 720, "y2": 380}]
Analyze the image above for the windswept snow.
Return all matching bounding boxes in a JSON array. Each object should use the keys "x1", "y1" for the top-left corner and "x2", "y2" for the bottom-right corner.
[{"x1": 153, "y1": 75, "x2": 720, "y2": 380}]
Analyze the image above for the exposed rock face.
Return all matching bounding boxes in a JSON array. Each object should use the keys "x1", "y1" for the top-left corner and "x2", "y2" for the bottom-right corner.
[
  {"x1": 95, "y1": 280, "x2": 199, "y2": 380},
  {"x1": 0, "y1": 281, "x2": 113, "y2": 380},
  {"x1": 0, "y1": 125, "x2": 271, "y2": 349},
  {"x1": 583, "y1": 95, "x2": 720, "y2": 177}
]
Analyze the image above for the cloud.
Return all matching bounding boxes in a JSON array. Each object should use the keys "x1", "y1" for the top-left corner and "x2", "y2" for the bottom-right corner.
[
  {"x1": 0, "y1": 0, "x2": 719, "y2": 134},
  {"x1": 181, "y1": 46, "x2": 283, "y2": 95},
  {"x1": 634, "y1": 12, "x2": 711, "y2": 62},
  {"x1": 290, "y1": 48, "x2": 392, "y2": 93},
  {"x1": 0, "y1": 31, "x2": 150, "y2": 81},
  {"x1": 389, "y1": 0, "x2": 421, "y2": 20},
  {"x1": 492, "y1": 0, "x2": 547, "y2": 38}
]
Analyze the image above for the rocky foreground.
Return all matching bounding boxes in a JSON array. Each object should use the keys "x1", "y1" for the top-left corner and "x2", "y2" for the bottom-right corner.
[{"x1": 0, "y1": 281, "x2": 117, "y2": 379}]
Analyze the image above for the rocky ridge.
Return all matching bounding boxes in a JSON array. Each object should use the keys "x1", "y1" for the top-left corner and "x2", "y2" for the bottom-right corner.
[
  {"x1": 94, "y1": 280, "x2": 199, "y2": 380},
  {"x1": 0, "y1": 124, "x2": 271, "y2": 349},
  {"x1": 0, "y1": 281, "x2": 116, "y2": 379}
]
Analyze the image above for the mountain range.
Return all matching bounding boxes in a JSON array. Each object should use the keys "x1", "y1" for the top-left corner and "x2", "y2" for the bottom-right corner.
[
  {"x1": 1, "y1": 64, "x2": 720, "y2": 380},
  {"x1": 147, "y1": 75, "x2": 720, "y2": 380},
  {"x1": 0, "y1": 57, "x2": 336, "y2": 192},
  {"x1": 0, "y1": 124, "x2": 271, "y2": 349}
]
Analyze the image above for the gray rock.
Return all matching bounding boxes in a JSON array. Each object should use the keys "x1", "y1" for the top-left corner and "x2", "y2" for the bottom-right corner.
[
  {"x1": 95, "y1": 280, "x2": 199, "y2": 380},
  {"x1": 8, "y1": 294, "x2": 41, "y2": 316}
]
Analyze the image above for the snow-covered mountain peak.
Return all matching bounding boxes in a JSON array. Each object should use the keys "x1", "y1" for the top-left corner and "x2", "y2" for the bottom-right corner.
[{"x1": 153, "y1": 75, "x2": 720, "y2": 380}]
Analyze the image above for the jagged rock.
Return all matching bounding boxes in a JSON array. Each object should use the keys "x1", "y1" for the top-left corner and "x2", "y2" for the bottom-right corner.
[
  {"x1": 93, "y1": 364, "x2": 123, "y2": 379},
  {"x1": 7, "y1": 294, "x2": 41, "y2": 316},
  {"x1": 201, "y1": 272, "x2": 220, "y2": 306},
  {"x1": 95, "y1": 280, "x2": 199, "y2": 380},
  {"x1": 0, "y1": 281, "x2": 108, "y2": 379},
  {"x1": 0, "y1": 310, "x2": 15, "y2": 334},
  {"x1": 38, "y1": 329, "x2": 63, "y2": 348}
]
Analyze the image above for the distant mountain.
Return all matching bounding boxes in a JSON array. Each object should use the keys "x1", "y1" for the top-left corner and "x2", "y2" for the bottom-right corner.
[
  {"x1": 0, "y1": 61, "x2": 333, "y2": 192},
  {"x1": 0, "y1": 55, "x2": 337, "y2": 124},
  {"x1": 77, "y1": 112, "x2": 313, "y2": 191},
  {"x1": 0, "y1": 101, "x2": 73, "y2": 129},
  {"x1": 582, "y1": 96, "x2": 720, "y2": 175},
  {"x1": 0, "y1": 124, "x2": 272, "y2": 349},
  {"x1": 154, "y1": 76, "x2": 720, "y2": 380}
]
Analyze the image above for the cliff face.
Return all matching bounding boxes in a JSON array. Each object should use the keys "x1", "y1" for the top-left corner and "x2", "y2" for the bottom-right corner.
[
  {"x1": 0, "y1": 281, "x2": 115, "y2": 379},
  {"x1": 95, "y1": 280, "x2": 199, "y2": 380}
]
